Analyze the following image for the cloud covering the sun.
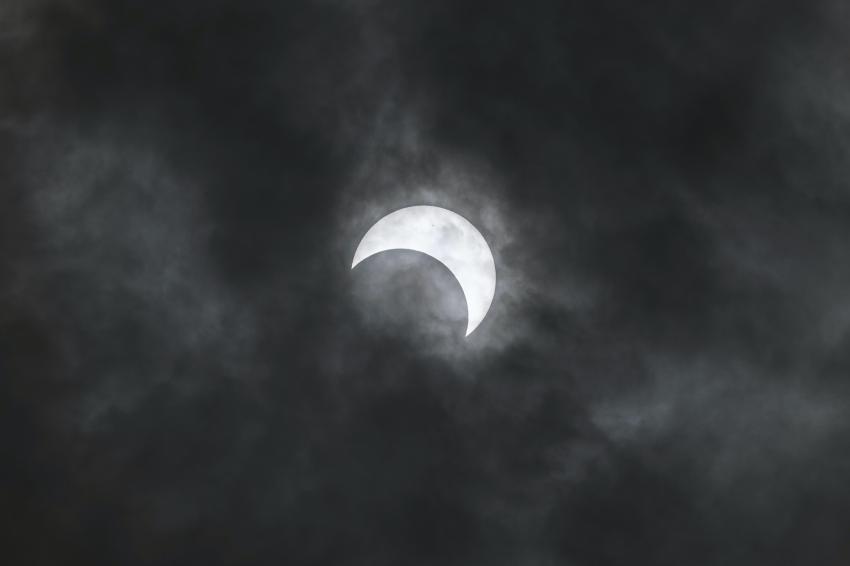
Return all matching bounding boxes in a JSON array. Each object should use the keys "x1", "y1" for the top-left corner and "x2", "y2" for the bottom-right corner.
[{"x1": 2, "y1": 0, "x2": 850, "y2": 564}]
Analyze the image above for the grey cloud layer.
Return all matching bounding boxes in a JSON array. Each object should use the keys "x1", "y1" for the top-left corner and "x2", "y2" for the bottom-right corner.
[{"x1": 2, "y1": 1, "x2": 850, "y2": 564}]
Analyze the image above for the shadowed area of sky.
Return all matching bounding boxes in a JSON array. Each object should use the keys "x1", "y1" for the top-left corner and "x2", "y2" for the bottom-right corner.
[{"x1": 1, "y1": 0, "x2": 850, "y2": 564}]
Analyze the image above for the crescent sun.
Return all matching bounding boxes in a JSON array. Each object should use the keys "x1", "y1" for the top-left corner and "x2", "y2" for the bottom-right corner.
[{"x1": 351, "y1": 205, "x2": 497, "y2": 337}]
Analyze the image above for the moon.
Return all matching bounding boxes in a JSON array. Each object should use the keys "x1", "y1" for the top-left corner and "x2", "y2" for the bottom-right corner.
[{"x1": 351, "y1": 205, "x2": 497, "y2": 337}]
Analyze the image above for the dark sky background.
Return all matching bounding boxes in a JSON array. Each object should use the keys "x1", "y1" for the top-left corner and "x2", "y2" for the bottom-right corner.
[{"x1": 2, "y1": 0, "x2": 850, "y2": 564}]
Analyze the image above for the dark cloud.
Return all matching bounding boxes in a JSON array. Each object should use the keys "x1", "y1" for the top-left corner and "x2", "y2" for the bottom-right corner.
[{"x1": 2, "y1": 0, "x2": 850, "y2": 564}]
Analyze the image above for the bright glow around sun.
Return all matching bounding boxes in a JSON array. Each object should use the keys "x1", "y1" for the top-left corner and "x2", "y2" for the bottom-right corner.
[{"x1": 351, "y1": 205, "x2": 496, "y2": 337}]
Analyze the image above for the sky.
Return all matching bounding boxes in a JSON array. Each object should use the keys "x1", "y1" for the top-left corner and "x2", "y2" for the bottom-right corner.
[{"x1": 2, "y1": 0, "x2": 850, "y2": 564}]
